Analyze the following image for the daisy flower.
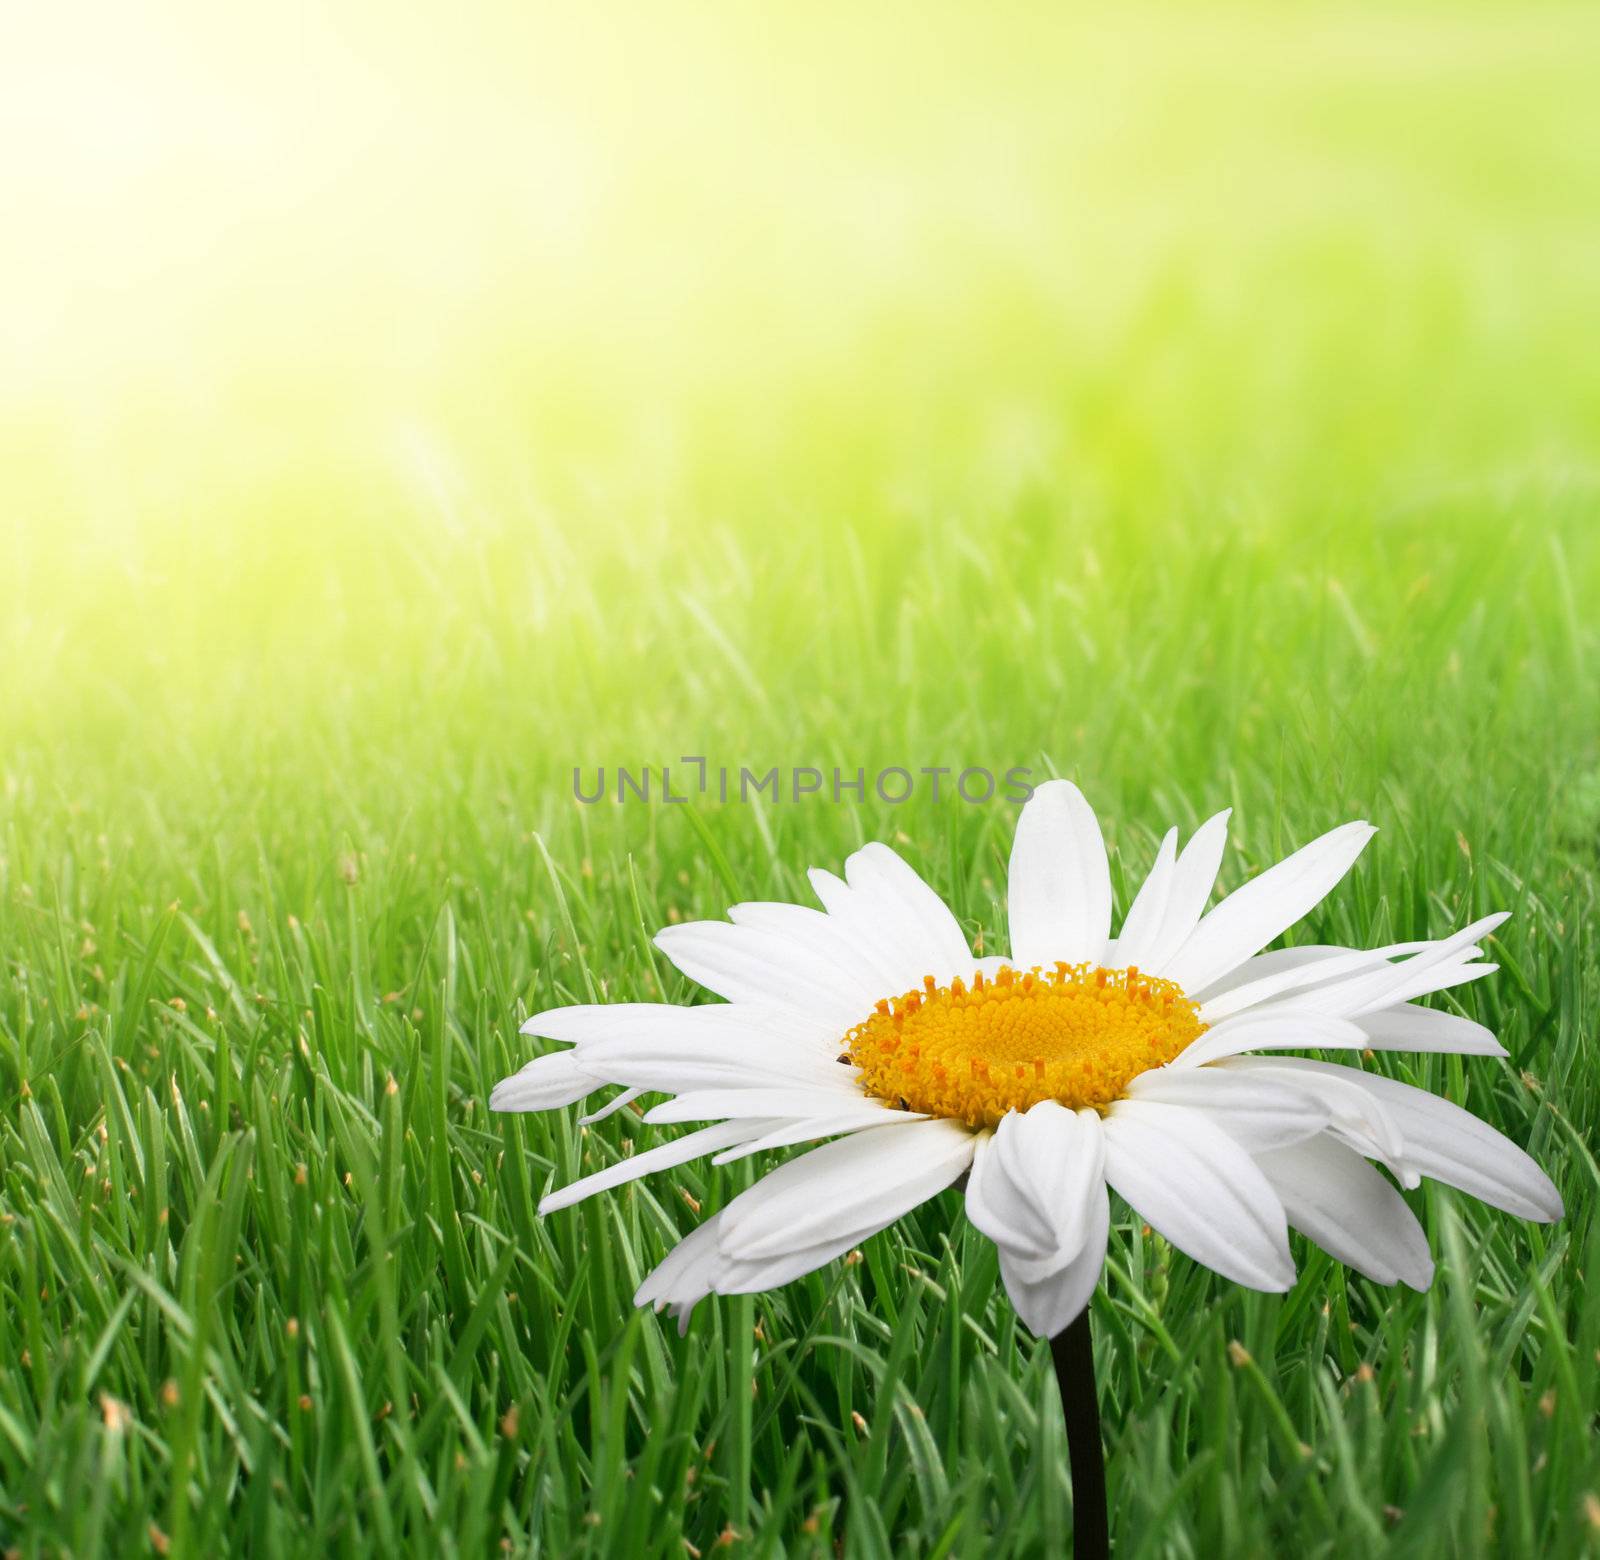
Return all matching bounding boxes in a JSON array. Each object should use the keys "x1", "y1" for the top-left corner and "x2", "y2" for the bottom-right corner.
[{"x1": 493, "y1": 782, "x2": 1562, "y2": 1341}]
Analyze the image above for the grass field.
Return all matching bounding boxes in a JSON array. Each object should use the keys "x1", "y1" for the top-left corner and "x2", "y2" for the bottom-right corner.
[{"x1": 4, "y1": 2, "x2": 1600, "y2": 1555}]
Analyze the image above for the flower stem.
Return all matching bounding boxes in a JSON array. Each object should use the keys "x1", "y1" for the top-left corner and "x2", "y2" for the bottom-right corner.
[{"x1": 1049, "y1": 1310, "x2": 1109, "y2": 1559}]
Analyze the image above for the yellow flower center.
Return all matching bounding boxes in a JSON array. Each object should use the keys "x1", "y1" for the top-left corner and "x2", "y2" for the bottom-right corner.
[{"x1": 845, "y1": 963, "x2": 1206, "y2": 1128}]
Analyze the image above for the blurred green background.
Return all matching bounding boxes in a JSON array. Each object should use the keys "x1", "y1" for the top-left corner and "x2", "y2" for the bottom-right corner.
[{"x1": 2, "y1": 1, "x2": 1598, "y2": 1554}]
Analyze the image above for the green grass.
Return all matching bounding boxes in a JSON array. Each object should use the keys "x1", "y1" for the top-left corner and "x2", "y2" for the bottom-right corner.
[
  {"x1": 3, "y1": 510, "x2": 1597, "y2": 1557},
  {"x1": 5, "y1": 2, "x2": 1600, "y2": 1554}
]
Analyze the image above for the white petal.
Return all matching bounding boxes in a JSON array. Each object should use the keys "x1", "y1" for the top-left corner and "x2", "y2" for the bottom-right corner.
[
  {"x1": 728, "y1": 901, "x2": 906, "y2": 1000},
  {"x1": 1254, "y1": 1134, "x2": 1434, "y2": 1289},
  {"x1": 1141, "y1": 810, "x2": 1232, "y2": 973},
  {"x1": 573, "y1": 1024, "x2": 855, "y2": 1094},
  {"x1": 844, "y1": 843, "x2": 972, "y2": 982},
  {"x1": 1169, "y1": 1011, "x2": 1371, "y2": 1069},
  {"x1": 1359, "y1": 959, "x2": 1499, "y2": 1012},
  {"x1": 1161, "y1": 821, "x2": 1376, "y2": 996},
  {"x1": 637, "y1": 1208, "x2": 883, "y2": 1331},
  {"x1": 523, "y1": 1002, "x2": 692, "y2": 1040},
  {"x1": 1123, "y1": 1065, "x2": 1330, "y2": 1151},
  {"x1": 710, "y1": 1111, "x2": 907, "y2": 1164},
  {"x1": 634, "y1": 1167, "x2": 922, "y2": 1332},
  {"x1": 1107, "y1": 828, "x2": 1177, "y2": 969},
  {"x1": 1356, "y1": 1004, "x2": 1507, "y2": 1057},
  {"x1": 654, "y1": 922, "x2": 875, "y2": 1027},
  {"x1": 717, "y1": 1118, "x2": 976, "y2": 1261},
  {"x1": 996, "y1": 1103, "x2": 1103, "y2": 1256},
  {"x1": 966, "y1": 1129, "x2": 1048, "y2": 1255},
  {"x1": 1102, "y1": 1100, "x2": 1295, "y2": 1290},
  {"x1": 577, "y1": 1088, "x2": 644, "y2": 1125},
  {"x1": 490, "y1": 1048, "x2": 602, "y2": 1111},
  {"x1": 998, "y1": 1192, "x2": 1110, "y2": 1337},
  {"x1": 635, "y1": 1212, "x2": 726, "y2": 1334},
  {"x1": 1285, "y1": 953, "x2": 1491, "y2": 1022},
  {"x1": 1209, "y1": 1056, "x2": 1410, "y2": 1179},
  {"x1": 808, "y1": 867, "x2": 930, "y2": 992},
  {"x1": 539, "y1": 1119, "x2": 777, "y2": 1214},
  {"x1": 1007, "y1": 780, "x2": 1112, "y2": 969},
  {"x1": 1344, "y1": 913, "x2": 1506, "y2": 1010},
  {"x1": 803, "y1": 844, "x2": 971, "y2": 993},
  {"x1": 644, "y1": 1087, "x2": 894, "y2": 1124},
  {"x1": 1280, "y1": 914, "x2": 1507, "y2": 1020},
  {"x1": 965, "y1": 1103, "x2": 1104, "y2": 1265},
  {"x1": 1198, "y1": 945, "x2": 1416, "y2": 1024},
  {"x1": 690, "y1": 1002, "x2": 851, "y2": 1047},
  {"x1": 1189, "y1": 943, "x2": 1424, "y2": 1004},
  {"x1": 1261, "y1": 1061, "x2": 1563, "y2": 1222},
  {"x1": 526, "y1": 999, "x2": 840, "y2": 1051},
  {"x1": 715, "y1": 1231, "x2": 866, "y2": 1295}
]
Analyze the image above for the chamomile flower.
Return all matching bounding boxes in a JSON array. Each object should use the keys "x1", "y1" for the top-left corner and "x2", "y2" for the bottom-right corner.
[{"x1": 494, "y1": 782, "x2": 1561, "y2": 1337}]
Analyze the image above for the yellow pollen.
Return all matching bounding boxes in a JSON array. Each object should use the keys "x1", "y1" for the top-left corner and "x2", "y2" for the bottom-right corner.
[{"x1": 845, "y1": 962, "x2": 1206, "y2": 1127}]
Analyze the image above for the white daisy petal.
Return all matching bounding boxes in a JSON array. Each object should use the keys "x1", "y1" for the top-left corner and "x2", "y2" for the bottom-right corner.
[
  {"x1": 965, "y1": 1102, "x2": 1104, "y2": 1266},
  {"x1": 690, "y1": 1001, "x2": 850, "y2": 1050},
  {"x1": 1108, "y1": 828, "x2": 1177, "y2": 970},
  {"x1": 673, "y1": 1121, "x2": 971, "y2": 1306},
  {"x1": 635, "y1": 1212, "x2": 726, "y2": 1334},
  {"x1": 1355, "y1": 1004, "x2": 1507, "y2": 1057},
  {"x1": 1210, "y1": 1056, "x2": 1410, "y2": 1179},
  {"x1": 717, "y1": 1118, "x2": 976, "y2": 1261},
  {"x1": 709, "y1": 1110, "x2": 912, "y2": 1164},
  {"x1": 577, "y1": 1088, "x2": 645, "y2": 1125},
  {"x1": 1161, "y1": 821, "x2": 1376, "y2": 995},
  {"x1": 1288, "y1": 952, "x2": 1494, "y2": 1023},
  {"x1": 1197, "y1": 945, "x2": 1417, "y2": 1024},
  {"x1": 1281, "y1": 914, "x2": 1507, "y2": 1020},
  {"x1": 1168, "y1": 1011, "x2": 1371, "y2": 1069},
  {"x1": 997, "y1": 1104, "x2": 1104, "y2": 1258},
  {"x1": 491, "y1": 1048, "x2": 603, "y2": 1111},
  {"x1": 572, "y1": 1026, "x2": 855, "y2": 1094},
  {"x1": 845, "y1": 843, "x2": 973, "y2": 981},
  {"x1": 966, "y1": 1130, "x2": 1051, "y2": 1256},
  {"x1": 1349, "y1": 912, "x2": 1506, "y2": 1001},
  {"x1": 1254, "y1": 1134, "x2": 1434, "y2": 1289},
  {"x1": 654, "y1": 921, "x2": 876, "y2": 1026},
  {"x1": 644, "y1": 1088, "x2": 898, "y2": 1124},
  {"x1": 525, "y1": 999, "x2": 840, "y2": 1051},
  {"x1": 1008, "y1": 780, "x2": 1113, "y2": 970},
  {"x1": 1359, "y1": 960, "x2": 1499, "y2": 1012},
  {"x1": 1102, "y1": 1100, "x2": 1296, "y2": 1291},
  {"x1": 1123, "y1": 1065, "x2": 1330, "y2": 1151},
  {"x1": 1258, "y1": 1060, "x2": 1563, "y2": 1222},
  {"x1": 998, "y1": 1192, "x2": 1111, "y2": 1337},
  {"x1": 522, "y1": 1002, "x2": 693, "y2": 1041},
  {"x1": 1187, "y1": 942, "x2": 1427, "y2": 1004},
  {"x1": 1141, "y1": 810, "x2": 1232, "y2": 973},
  {"x1": 643, "y1": 1218, "x2": 891, "y2": 1325},
  {"x1": 715, "y1": 1231, "x2": 867, "y2": 1295},
  {"x1": 539, "y1": 1119, "x2": 778, "y2": 1214},
  {"x1": 728, "y1": 901, "x2": 907, "y2": 1000},
  {"x1": 808, "y1": 867, "x2": 936, "y2": 992}
]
